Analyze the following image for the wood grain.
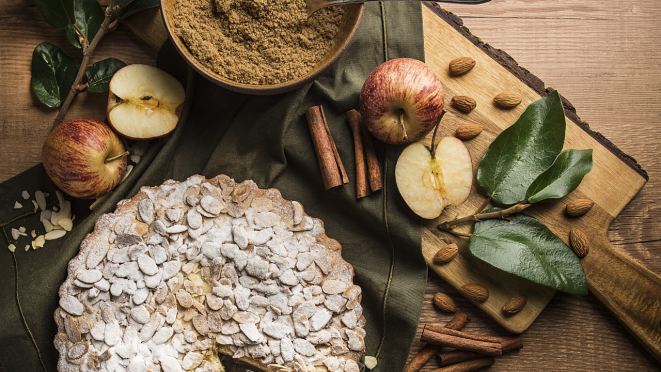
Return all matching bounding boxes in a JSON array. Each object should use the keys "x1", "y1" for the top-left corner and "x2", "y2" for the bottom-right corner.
[{"x1": 0, "y1": 0, "x2": 660, "y2": 371}]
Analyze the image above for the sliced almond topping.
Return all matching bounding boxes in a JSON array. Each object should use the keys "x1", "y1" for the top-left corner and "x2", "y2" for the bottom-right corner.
[
  {"x1": 45, "y1": 230, "x2": 67, "y2": 240},
  {"x1": 35, "y1": 190, "x2": 47, "y2": 211}
]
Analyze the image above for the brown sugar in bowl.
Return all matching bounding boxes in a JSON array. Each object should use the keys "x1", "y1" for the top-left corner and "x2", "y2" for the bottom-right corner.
[{"x1": 160, "y1": 0, "x2": 364, "y2": 95}]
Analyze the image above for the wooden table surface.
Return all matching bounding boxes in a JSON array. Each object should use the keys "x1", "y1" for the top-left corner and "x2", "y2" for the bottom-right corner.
[{"x1": 1, "y1": 0, "x2": 660, "y2": 371}]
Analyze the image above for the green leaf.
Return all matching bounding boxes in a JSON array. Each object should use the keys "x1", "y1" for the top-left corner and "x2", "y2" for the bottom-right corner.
[
  {"x1": 469, "y1": 209, "x2": 587, "y2": 295},
  {"x1": 477, "y1": 91, "x2": 566, "y2": 205},
  {"x1": 64, "y1": 24, "x2": 83, "y2": 50},
  {"x1": 526, "y1": 149, "x2": 593, "y2": 203},
  {"x1": 34, "y1": 0, "x2": 75, "y2": 30},
  {"x1": 85, "y1": 58, "x2": 126, "y2": 93},
  {"x1": 117, "y1": 0, "x2": 159, "y2": 20},
  {"x1": 30, "y1": 42, "x2": 78, "y2": 108},
  {"x1": 67, "y1": 0, "x2": 105, "y2": 49}
]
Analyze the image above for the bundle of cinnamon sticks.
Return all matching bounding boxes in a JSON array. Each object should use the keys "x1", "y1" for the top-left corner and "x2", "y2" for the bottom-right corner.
[
  {"x1": 305, "y1": 106, "x2": 382, "y2": 198},
  {"x1": 404, "y1": 313, "x2": 523, "y2": 372}
]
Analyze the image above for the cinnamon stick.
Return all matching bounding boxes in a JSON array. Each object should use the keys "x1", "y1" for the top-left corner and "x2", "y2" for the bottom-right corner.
[
  {"x1": 444, "y1": 312, "x2": 470, "y2": 331},
  {"x1": 320, "y1": 106, "x2": 349, "y2": 185},
  {"x1": 359, "y1": 118, "x2": 383, "y2": 192},
  {"x1": 438, "y1": 350, "x2": 484, "y2": 366},
  {"x1": 424, "y1": 325, "x2": 522, "y2": 353},
  {"x1": 404, "y1": 313, "x2": 471, "y2": 372},
  {"x1": 430, "y1": 357, "x2": 495, "y2": 372},
  {"x1": 346, "y1": 109, "x2": 370, "y2": 198},
  {"x1": 306, "y1": 106, "x2": 348, "y2": 189},
  {"x1": 420, "y1": 327, "x2": 502, "y2": 356}
]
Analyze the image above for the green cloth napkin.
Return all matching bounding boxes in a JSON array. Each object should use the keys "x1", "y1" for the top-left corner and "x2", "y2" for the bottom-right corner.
[{"x1": 0, "y1": 3, "x2": 427, "y2": 371}]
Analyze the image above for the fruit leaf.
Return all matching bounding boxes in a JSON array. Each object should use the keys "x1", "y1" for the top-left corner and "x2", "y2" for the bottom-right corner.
[
  {"x1": 526, "y1": 149, "x2": 593, "y2": 203},
  {"x1": 476, "y1": 91, "x2": 566, "y2": 205},
  {"x1": 30, "y1": 42, "x2": 78, "y2": 108},
  {"x1": 64, "y1": 24, "x2": 83, "y2": 50},
  {"x1": 117, "y1": 0, "x2": 160, "y2": 20},
  {"x1": 85, "y1": 58, "x2": 126, "y2": 93},
  {"x1": 64, "y1": 0, "x2": 105, "y2": 49},
  {"x1": 34, "y1": 0, "x2": 75, "y2": 30},
  {"x1": 469, "y1": 209, "x2": 588, "y2": 295}
]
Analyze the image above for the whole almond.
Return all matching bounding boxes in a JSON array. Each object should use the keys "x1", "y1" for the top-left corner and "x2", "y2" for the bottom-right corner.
[
  {"x1": 569, "y1": 228, "x2": 590, "y2": 258},
  {"x1": 566, "y1": 199, "x2": 594, "y2": 217},
  {"x1": 503, "y1": 295, "x2": 527, "y2": 315},
  {"x1": 460, "y1": 283, "x2": 489, "y2": 302},
  {"x1": 451, "y1": 96, "x2": 477, "y2": 113},
  {"x1": 455, "y1": 124, "x2": 483, "y2": 140},
  {"x1": 493, "y1": 92, "x2": 522, "y2": 108},
  {"x1": 433, "y1": 292, "x2": 457, "y2": 313},
  {"x1": 433, "y1": 243, "x2": 458, "y2": 264},
  {"x1": 449, "y1": 57, "x2": 476, "y2": 76}
]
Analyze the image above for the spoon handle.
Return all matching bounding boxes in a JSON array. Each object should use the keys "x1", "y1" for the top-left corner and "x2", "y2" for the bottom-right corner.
[{"x1": 307, "y1": 0, "x2": 491, "y2": 16}]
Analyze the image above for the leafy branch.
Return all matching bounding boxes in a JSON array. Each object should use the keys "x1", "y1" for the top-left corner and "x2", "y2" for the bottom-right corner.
[
  {"x1": 437, "y1": 201, "x2": 531, "y2": 235},
  {"x1": 434, "y1": 91, "x2": 593, "y2": 295},
  {"x1": 30, "y1": 0, "x2": 159, "y2": 130}
]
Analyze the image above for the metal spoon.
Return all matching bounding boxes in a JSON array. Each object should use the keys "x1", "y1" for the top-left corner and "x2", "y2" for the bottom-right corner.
[{"x1": 306, "y1": 0, "x2": 491, "y2": 17}]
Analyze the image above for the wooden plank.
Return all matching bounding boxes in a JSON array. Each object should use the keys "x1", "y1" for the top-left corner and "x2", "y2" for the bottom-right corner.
[{"x1": 420, "y1": 1, "x2": 651, "y2": 331}]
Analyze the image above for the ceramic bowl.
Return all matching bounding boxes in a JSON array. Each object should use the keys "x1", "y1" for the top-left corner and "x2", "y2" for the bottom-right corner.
[{"x1": 160, "y1": 0, "x2": 364, "y2": 95}]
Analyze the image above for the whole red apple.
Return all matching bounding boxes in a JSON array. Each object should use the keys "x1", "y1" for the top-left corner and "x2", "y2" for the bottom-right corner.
[
  {"x1": 359, "y1": 58, "x2": 445, "y2": 145},
  {"x1": 42, "y1": 119, "x2": 127, "y2": 199}
]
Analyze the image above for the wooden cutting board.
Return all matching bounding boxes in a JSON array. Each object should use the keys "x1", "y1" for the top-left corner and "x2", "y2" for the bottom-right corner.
[{"x1": 122, "y1": 4, "x2": 661, "y2": 361}]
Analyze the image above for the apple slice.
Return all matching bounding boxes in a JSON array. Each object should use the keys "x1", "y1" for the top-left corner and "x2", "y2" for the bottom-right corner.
[
  {"x1": 107, "y1": 64, "x2": 185, "y2": 140},
  {"x1": 395, "y1": 137, "x2": 473, "y2": 219}
]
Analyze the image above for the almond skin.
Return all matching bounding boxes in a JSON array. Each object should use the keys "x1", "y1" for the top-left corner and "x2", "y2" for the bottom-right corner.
[
  {"x1": 433, "y1": 292, "x2": 457, "y2": 313},
  {"x1": 569, "y1": 228, "x2": 590, "y2": 258},
  {"x1": 493, "y1": 92, "x2": 522, "y2": 108},
  {"x1": 566, "y1": 199, "x2": 594, "y2": 217},
  {"x1": 433, "y1": 243, "x2": 458, "y2": 264},
  {"x1": 455, "y1": 124, "x2": 483, "y2": 140},
  {"x1": 460, "y1": 283, "x2": 489, "y2": 302},
  {"x1": 449, "y1": 57, "x2": 476, "y2": 76},
  {"x1": 451, "y1": 96, "x2": 477, "y2": 113},
  {"x1": 503, "y1": 295, "x2": 527, "y2": 315}
]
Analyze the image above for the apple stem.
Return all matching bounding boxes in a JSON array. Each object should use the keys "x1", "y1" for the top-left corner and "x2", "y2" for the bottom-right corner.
[
  {"x1": 429, "y1": 110, "x2": 447, "y2": 158},
  {"x1": 437, "y1": 201, "x2": 532, "y2": 233},
  {"x1": 399, "y1": 111, "x2": 408, "y2": 141},
  {"x1": 104, "y1": 150, "x2": 130, "y2": 164},
  {"x1": 51, "y1": 6, "x2": 120, "y2": 131}
]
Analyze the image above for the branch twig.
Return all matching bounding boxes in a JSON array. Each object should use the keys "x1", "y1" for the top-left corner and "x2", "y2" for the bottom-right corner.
[
  {"x1": 51, "y1": 7, "x2": 119, "y2": 130},
  {"x1": 437, "y1": 202, "x2": 531, "y2": 233}
]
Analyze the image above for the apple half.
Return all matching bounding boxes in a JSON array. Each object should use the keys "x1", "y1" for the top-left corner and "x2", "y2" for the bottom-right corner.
[
  {"x1": 395, "y1": 137, "x2": 473, "y2": 219},
  {"x1": 107, "y1": 64, "x2": 185, "y2": 140}
]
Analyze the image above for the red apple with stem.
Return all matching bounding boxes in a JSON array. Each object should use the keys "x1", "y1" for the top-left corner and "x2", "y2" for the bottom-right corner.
[
  {"x1": 42, "y1": 119, "x2": 128, "y2": 199},
  {"x1": 360, "y1": 58, "x2": 445, "y2": 145}
]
